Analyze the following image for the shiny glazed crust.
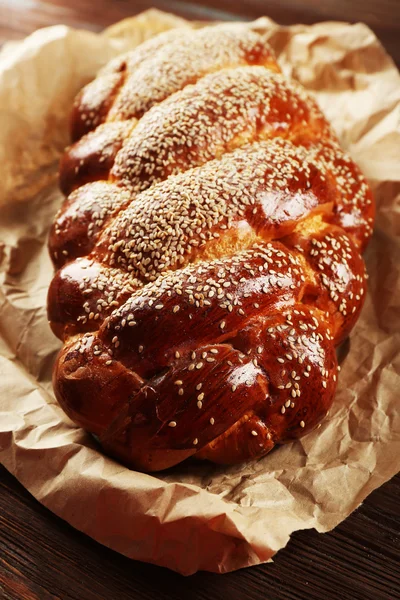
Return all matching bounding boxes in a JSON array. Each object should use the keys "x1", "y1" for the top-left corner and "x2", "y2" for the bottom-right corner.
[{"x1": 48, "y1": 23, "x2": 375, "y2": 471}]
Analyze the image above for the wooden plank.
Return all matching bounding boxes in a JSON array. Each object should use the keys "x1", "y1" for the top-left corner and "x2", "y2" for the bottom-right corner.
[
  {"x1": 0, "y1": 0, "x2": 399, "y2": 64},
  {"x1": 1, "y1": 466, "x2": 399, "y2": 600},
  {"x1": 0, "y1": 2, "x2": 399, "y2": 598}
]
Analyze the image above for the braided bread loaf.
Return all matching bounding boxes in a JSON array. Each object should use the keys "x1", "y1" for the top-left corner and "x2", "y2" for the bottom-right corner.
[{"x1": 48, "y1": 23, "x2": 375, "y2": 471}]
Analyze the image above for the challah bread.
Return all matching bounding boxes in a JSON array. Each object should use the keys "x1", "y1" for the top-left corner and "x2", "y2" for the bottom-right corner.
[{"x1": 48, "y1": 23, "x2": 374, "y2": 471}]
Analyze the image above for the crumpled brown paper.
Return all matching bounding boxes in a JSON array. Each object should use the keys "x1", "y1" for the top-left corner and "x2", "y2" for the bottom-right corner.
[{"x1": 0, "y1": 9, "x2": 399, "y2": 576}]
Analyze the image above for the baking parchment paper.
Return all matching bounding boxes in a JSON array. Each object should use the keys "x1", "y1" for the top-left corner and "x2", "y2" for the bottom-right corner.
[{"x1": 0, "y1": 9, "x2": 399, "y2": 575}]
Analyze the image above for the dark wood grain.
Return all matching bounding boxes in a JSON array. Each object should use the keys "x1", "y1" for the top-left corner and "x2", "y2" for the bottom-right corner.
[
  {"x1": 0, "y1": 1, "x2": 399, "y2": 598},
  {"x1": 0, "y1": 0, "x2": 400, "y2": 65},
  {"x1": 1, "y1": 466, "x2": 399, "y2": 600}
]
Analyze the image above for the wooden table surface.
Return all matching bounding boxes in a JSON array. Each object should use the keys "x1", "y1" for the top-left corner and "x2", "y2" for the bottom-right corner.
[
  {"x1": 1, "y1": 0, "x2": 400, "y2": 65},
  {"x1": 0, "y1": 1, "x2": 399, "y2": 599}
]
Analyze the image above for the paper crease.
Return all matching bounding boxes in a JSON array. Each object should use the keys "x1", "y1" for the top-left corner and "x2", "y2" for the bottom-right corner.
[{"x1": 0, "y1": 10, "x2": 399, "y2": 575}]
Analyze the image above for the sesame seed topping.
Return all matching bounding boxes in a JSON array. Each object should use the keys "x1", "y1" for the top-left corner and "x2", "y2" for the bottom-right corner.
[{"x1": 53, "y1": 26, "x2": 373, "y2": 463}]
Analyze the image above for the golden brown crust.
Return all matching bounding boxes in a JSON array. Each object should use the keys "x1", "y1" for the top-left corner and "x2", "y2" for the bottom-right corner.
[
  {"x1": 107, "y1": 24, "x2": 279, "y2": 122},
  {"x1": 49, "y1": 182, "x2": 132, "y2": 268},
  {"x1": 70, "y1": 72, "x2": 125, "y2": 142},
  {"x1": 48, "y1": 25, "x2": 375, "y2": 471},
  {"x1": 59, "y1": 120, "x2": 137, "y2": 196},
  {"x1": 109, "y1": 66, "x2": 332, "y2": 192},
  {"x1": 70, "y1": 24, "x2": 279, "y2": 143}
]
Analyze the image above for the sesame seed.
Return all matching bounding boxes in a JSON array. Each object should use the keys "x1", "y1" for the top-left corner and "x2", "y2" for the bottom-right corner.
[
  {"x1": 168, "y1": 421, "x2": 177, "y2": 428},
  {"x1": 59, "y1": 42, "x2": 372, "y2": 415},
  {"x1": 251, "y1": 430, "x2": 258, "y2": 436}
]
